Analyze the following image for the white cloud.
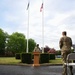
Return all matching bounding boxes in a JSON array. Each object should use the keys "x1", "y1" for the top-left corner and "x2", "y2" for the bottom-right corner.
[{"x1": 4, "y1": 12, "x2": 19, "y2": 22}]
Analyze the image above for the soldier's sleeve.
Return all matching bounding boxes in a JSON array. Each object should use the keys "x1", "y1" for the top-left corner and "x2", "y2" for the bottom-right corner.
[{"x1": 59, "y1": 37, "x2": 63, "y2": 49}]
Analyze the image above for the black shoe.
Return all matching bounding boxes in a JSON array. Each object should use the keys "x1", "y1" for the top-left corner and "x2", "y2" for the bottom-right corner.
[
  {"x1": 71, "y1": 72, "x2": 73, "y2": 75},
  {"x1": 69, "y1": 66, "x2": 73, "y2": 75}
]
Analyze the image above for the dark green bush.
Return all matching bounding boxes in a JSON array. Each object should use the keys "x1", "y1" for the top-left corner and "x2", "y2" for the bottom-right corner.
[
  {"x1": 49, "y1": 54, "x2": 55, "y2": 60},
  {"x1": 32, "y1": 54, "x2": 34, "y2": 59},
  {"x1": 21, "y1": 53, "x2": 32, "y2": 64},
  {"x1": 15, "y1": 53, "x2": 21, "y2": 59},
  {"x1": 40, "y1": 53, "x2": 49, "y2": 64}
]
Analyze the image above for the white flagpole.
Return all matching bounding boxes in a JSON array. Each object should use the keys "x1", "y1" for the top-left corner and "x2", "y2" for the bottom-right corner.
[
  {"x1": 26, "y1": 0, "x2": 30, "y2": 53},
  {"x1": 42, "y1": 0, "x2": 44, "y2": 53}
]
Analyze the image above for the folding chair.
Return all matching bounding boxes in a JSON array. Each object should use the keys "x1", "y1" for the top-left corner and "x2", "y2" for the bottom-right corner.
[{"x1": 64, "y1": 53, "x2": 75, "y2": 75}]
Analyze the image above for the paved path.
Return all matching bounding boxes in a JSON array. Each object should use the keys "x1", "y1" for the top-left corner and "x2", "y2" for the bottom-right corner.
[{"x1": 0, "y1": 65, "x2": 75, "y2": 75}]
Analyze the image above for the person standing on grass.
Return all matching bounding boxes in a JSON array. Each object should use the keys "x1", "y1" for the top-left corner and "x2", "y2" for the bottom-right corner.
[{"x1": 59, "y1": 31, "x2": 73, "y2": 75}]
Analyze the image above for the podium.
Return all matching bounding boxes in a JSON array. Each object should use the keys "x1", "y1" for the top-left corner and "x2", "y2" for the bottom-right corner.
[{"x1": 33, "y1": 52, "x2": 40, "y2": 66}]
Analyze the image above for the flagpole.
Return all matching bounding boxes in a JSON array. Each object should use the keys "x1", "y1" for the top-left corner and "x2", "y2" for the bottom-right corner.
[
  {"x1": 26, "y1": 0, "x2": 30, "y2": 53},
  {"x1": 42, "y1": 0, "x2": 44, "y2": 53}
]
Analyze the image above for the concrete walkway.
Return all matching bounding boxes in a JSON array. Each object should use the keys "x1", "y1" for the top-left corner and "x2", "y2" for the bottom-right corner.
[{"x1": 0, "y1": 65, "x2": 75, "y2": 75}]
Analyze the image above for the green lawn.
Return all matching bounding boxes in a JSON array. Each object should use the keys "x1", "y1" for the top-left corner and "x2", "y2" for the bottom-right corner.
[
  {"x1": 49, "y1": 58, "x2": 63, "y2": 64},
  {"x1": 0, "y1": 57, "x2": 21, "y2": 65},
  {"x1": 0, "y1": 57, "x2": 63, "y2": 65}
]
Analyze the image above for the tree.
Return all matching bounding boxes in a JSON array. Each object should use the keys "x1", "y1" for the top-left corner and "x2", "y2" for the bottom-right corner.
[
  {"x1": 0, "y1": 29, "x2": 6, "y2": 55},
  {"x1": 6, "y1": 32, "x2": 26, "y2": 54},
  {"x1": 56, "y1": 50, "x2": 61, "y2": 55},
  {"x1": 48, "y1": 48, "x2": 56, "y2": 54},
  {"x1": 28, "y1": 38, "x2": 36, "y2": 52},
  {"x1": 44, "y1": 46, "x2": 50, "y2": 53}
]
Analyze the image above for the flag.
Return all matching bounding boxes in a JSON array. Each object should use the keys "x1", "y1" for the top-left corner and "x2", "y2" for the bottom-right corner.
[
  {"x1": 40, "y1": 3, "x2": 43, "y2": 12},
  {"x1": 27, "y1": 2, "x2": 29, "y2": 10}
]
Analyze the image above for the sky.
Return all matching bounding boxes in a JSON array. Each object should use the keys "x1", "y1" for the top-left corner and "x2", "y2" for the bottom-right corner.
[{"x1": 0, "y1": 0, "x2": 75, "y2": 50}]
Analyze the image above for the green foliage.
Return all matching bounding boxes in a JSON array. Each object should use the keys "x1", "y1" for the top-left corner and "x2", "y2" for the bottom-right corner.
[
  {"x1": 56, "y1": 50, "x2": 61, "y2": 55},
  {"x1": 40, "y1": 53, "x2": 49, "y2": 63},
  {"x1": 0, "y1": 28, "x2": 37, "y2": 55},
  {"x1": 11, "y1": 32, "x2": 25, "y2": 38},
  {"x1": 0, "y1": 29, "x2": 6, "y2": 55},
  {"x1": 21, "y1": 53, "x2": 32, "y2": 64},
  {"x1": 15, "y1": 53, "x2": 21, "y2": 59},
  {"x1": 6, "y1": 32, "x2": 26, "y2": 53},
  {"x1": 49, "y1": 54, "x2": 55, "y2": 60},
  {"x1": 71, "y1": 49, "x2": 74, "y2": 53},
  {"x1": 28, "y1": 38, "x2": 36, "y2": 52}
]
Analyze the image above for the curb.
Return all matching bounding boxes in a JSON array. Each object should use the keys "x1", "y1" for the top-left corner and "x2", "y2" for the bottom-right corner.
[{"x1": 0, "y1": 63, "x2": 63, "y2": 66}]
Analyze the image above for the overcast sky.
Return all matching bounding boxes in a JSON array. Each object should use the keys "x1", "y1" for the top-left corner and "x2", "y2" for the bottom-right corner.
[{"x1": 0, "y1": 0, "x2": 75, "y2": 50}]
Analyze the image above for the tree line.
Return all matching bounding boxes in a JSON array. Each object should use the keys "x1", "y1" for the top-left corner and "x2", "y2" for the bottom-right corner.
[
  {"x1": 0, "y1": 28, "x2": 36, "y2": 56},
  {"x1": 1, "y1": 28, "x2": 72, "y2": 56}
]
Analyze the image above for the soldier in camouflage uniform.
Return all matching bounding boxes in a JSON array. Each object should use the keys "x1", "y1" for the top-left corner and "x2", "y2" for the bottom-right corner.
[
  {"x1": 59, "y1": 31, "x2": 73, "y2": 75},
  {"x1": 34, "y1": 44, "x2": 40, "y2": 52}
]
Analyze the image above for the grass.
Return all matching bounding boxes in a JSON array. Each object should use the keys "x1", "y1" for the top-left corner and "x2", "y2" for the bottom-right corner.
[
  {"x1": 0, "y1": 57, "x2": 63, "y2": 65},
  {"x1": 0, "y1": 57, "x2": 21, "y2": 65},
  {"x1": 49, "y1": 58, "x2": 63, "y2": 64}
]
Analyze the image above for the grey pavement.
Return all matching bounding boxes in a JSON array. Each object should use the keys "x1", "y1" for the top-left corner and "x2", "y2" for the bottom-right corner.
[{"x1": 0, "y1": 65, "x2": 75, "y2": 75}]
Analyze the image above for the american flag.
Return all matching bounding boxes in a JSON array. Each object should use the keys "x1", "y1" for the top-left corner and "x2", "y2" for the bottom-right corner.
[
  {"x1": 40, "y1": 3, "x2": 43, "y2": 12},
  {"x1": 27, "y1": 2, "x2": 29, "y2": 10}
]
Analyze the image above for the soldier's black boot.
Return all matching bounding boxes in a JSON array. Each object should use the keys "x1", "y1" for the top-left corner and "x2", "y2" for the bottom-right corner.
[{"x1": 69, "y1": 66, "x2": 73, "y2": 75}]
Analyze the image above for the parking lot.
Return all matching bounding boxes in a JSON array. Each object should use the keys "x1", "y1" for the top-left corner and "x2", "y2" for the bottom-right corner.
[{"x1": 0, "y1": 65, "x2": 75, "y2": 75}]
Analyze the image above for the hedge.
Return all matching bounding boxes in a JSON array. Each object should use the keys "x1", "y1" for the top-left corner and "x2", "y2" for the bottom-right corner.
[
  {"x1": 49, "y1": 53, "x2": 55, "y2": 60},
  {"x1": 21, "y1": 53, "x2": 32, "y2": 64},
  {"x1": 15, "y1": 53, "x2": 21, "y2": 59},
  {"x1": 40, "y1": 53, "x2": 49, "y2": 64}
]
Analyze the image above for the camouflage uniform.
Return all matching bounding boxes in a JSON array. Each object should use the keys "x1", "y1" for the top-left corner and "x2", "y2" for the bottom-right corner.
[
  {"x1": 59, "y1": 35, "x2": 73, "y2": 75},
  {"x1": 34, "y1": 44, "x2": 40, "y2": 52},
  {"x1": 34, "y1": 46, "x2": 40, "y2": 52}
]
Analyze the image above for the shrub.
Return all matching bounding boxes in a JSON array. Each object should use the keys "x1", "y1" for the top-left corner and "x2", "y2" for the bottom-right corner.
[
  {"x1": 49, "y1": 54, "x2": 55, "y2": 60},
  {"x1": 21, "y1": 53, "x2": 32, "y2": 64},
  {"x1": 40, "y1": 53, "x2": 49, "y2": 64},
  {"x1": 15, "y1": 53, "x2": 21, "y2": 59}
]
